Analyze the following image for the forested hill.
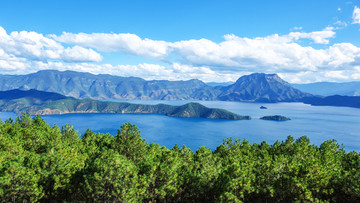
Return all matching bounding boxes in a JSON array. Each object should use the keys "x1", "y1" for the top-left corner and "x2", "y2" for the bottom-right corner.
[
  {"x1": 0, "y1": 70, "x2": 310, "y2": 102},
  {"x1": 301, "y1": 95, "x2": 360, "y2": 108},
  {"x1": 0, "y1": 89, "x2": 250, "y2": 120},
  {"x1": 0, "y1": 89, "x2": 68, "y2": 101},
  {"x1": 1, "y1": 115, "x2": 359, "y2": 202}
]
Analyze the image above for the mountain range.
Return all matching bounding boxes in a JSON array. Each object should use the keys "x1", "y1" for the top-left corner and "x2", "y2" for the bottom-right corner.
[
  {"x1": 301, "y1": 95, "x2": 360, "y2": 108},
  {"x1": 0, "y1": 70, "x2": 311, "y2": 102},
  {"x1": 0, "y1": 89, "x2": 250, "y2": 119},
  {"x1": 1, "y1": 70, "x2": 359, "y2": 109},
  {"x1": 293, "y1": 82, "x2": 360, "y2": 96},
  {"x1": 216, "y1": 73, "x2": 311, "y2": 102}
]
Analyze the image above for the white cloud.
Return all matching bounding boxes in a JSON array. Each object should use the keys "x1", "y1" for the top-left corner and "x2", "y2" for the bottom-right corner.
[
  {"x1": 0, "y1": 26, "x2": 103, "y2": 63},
  {"x1": 51, "y1": 28, "x2": 336, "y2": 72},
  {"x1": 2, "y1": 51, "x2": 360, "y2": 83},
  {"x1": 52, "y1": 32, "x2": 170, "y2": 59},
  {"x1": 279, "y1": 70, "x2": 358, "y2": 84},
  {"x1": 353, "y1": 6, "x2": 360, "y2": 24},
  {"x1": 2, "y1": 26, "x2": 360, "y2": 83},
  {"x1": 333, "y1": 20, "x2": 348, "y2": 30},
  {"x1": 292, "y1": 27, "x2": 303, "y2": 30},
  {"x1": 171, "y1": 63, "x2": 242, "y2": 82},
  {"x1": 168, "y1": 30, "x2": 338, "y2": 72},
  {"x1": 326, "y1": 43, "x2": 360, "y2": 67},
  {"x1": 325, "y1": 71, "x2": 349, "y2": 80},
  {"x1": 287, "y1": 28, "x2": 335, "y2": 44},
  {"x1": 61, "y1": 45, "x2": 102, "y2": 62},
  {"x1": 351, "y1": 66, "x2": 360, "y2": 79},
  {"x1": 0, "y1": 57, "x2": 240, "y2": 82}
]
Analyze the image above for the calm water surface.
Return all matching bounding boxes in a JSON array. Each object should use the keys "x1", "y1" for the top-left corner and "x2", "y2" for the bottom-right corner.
[{"x1": 1, "y1": 101, "x2": 359, "y2": 152}]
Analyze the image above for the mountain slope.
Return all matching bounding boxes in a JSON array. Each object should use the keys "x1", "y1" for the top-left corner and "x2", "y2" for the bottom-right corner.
[
  {"x1": 0, "y1": 89, "x2": 250, "y2": 119},
  {"x1": 0, "y1": 70, "x2": 209, "y2": 100},
  {"x1": 0, "y1": 89, "x2": 68, "y2": 102},
  {"x1": 0, "y1": 89, "x2": 69, "y2": 112},
  {"x1": 0, "y1": 70, "x2": 311, "y2": 102},
  {"x1": 217, "y1": 73, "x2": 311, "y2": 102}
]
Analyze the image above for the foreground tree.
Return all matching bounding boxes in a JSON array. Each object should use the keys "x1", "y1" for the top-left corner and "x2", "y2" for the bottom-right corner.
[
  {"x1": 0, "y1": 114, "x2": 359, "y2": 202},
  {"x1": 82, "y1": 149, "x2": 144, "y2": 202}
]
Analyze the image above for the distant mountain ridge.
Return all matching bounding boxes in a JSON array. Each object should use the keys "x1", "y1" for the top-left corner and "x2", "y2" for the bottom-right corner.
[
  {"x1": 217, "y1": 73, "x2": 311, "y2": 102},
  {"x1": 0, "y1": 70, "x2": 311, "y2": 102},
  {"x1": 0, "y1": 89, "x2": 250, "y2": 120},
  {"x1": 0, "y1": 89, "x2": 68, "y2": 101},
  {"x1": 301, "y1": 95, "x2": 360, "y2": 109},
  {"x1": 293, "y1": 82, "x2": 360, "y2": 96},
  {"x1": 0, "y1": 70, "x2": 207, "y2": 100}
]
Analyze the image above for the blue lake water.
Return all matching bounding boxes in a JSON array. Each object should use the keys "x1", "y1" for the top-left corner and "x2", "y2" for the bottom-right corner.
[{"x1": 1, "y1": 100, "x2": 359, "y2": 152}]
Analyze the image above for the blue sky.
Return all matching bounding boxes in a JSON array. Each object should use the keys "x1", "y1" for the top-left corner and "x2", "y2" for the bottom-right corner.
[{"x1": 0, "y1": 0, "x2": 360, "y2": 83}]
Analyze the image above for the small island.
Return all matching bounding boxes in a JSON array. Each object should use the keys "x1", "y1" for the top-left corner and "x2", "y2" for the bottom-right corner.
[
  {"x1": 260, "y1": 115, "x2": 291, "y2": 121},
  {"x1": 260, "y1": 106, "x2": 267, "y2": 109}
]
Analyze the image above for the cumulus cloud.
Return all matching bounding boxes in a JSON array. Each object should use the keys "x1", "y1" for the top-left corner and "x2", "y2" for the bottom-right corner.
[
  {"x1": 0, "y1": 57, "x2": 240, "y2": 82},
  {"x1": 51, "y1": 28, "x2": 341, "y2": 74},
  {"x1": 1, "y1": 50, "x2": 360, "y2": 83},
  {"x1": 292, "y1": 26, "x2": 303, "y2": 30},
  {"x1": 333, "y1": 20, "x2": 348, "y2": 30},
  {"x1": 353, "y1": 6, "x2": 360, "y2": 24},
  {"x1": 51, "y1": 29, "x2": 336, "y2": 69},
  {"x1": 288, "y1": 29, "x2": 335, "y2": 44},
  {"x1": 2, "y1": 26, "x2": 360, "y2": 83},
  {"x1": 171, "y1": 63, "x2": 242, "y2": 82},
  {"x1": 52, "y1": 32, "x2": 170, "y2": 59},
  {"x1": 169, "y1": 30, "x2": 340, "y2": 72},
  {"x1": 279, "y1": 70, "x2": 358, "y2": 84},
  {"x1": 0, "y1": 26, "x2": 102, "y2": 63},
  {"x1": 325, "y1": 71, "x2": 348, "y2": 80}
]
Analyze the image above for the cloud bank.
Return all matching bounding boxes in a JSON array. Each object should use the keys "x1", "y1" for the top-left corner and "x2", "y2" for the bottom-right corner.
[
  {"x1": 52, "y1": 32, "x2": 170, "y2": 59},
  {"x1": 353, "y1": 6, "x2": 360, "y2": 24},
  {"x1": 1, "y1": 25, "x2": 360, "y2": 83},
  {"x1": 0, "y1": 27, "x2": 102, "y2": 63}
]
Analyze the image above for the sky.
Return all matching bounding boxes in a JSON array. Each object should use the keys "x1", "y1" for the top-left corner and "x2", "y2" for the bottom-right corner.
[{"x1": 0, "y1": 0, "x2": 360, "y2": 83}]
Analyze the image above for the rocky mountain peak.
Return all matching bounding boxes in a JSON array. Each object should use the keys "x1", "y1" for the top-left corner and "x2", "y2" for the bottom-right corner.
[{"x1": 219, "y1": 73, "x2": 311, "y2": 102}]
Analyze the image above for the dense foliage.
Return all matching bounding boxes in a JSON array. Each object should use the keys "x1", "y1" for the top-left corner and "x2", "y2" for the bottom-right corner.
[{"x1": 1, "y1": 114, "x2": 359, "y2": 202}]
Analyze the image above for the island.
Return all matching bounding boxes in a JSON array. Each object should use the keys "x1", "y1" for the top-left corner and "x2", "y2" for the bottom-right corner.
[
  {"x1": 0, "y1": 89, "x2": 251, "y2": 120},
  {"x1": 260, "y1": 115, "x2": 291, "y2": 121}
]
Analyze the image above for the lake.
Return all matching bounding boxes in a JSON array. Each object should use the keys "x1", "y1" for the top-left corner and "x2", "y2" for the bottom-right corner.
[{"x1": 1, "y1": 100, "x2": 359, "y2": 152}]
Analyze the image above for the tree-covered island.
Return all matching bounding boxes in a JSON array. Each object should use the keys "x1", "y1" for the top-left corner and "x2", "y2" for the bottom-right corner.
[{"x1": 260, "y1": 115, "x2": 291, "y2": 121}]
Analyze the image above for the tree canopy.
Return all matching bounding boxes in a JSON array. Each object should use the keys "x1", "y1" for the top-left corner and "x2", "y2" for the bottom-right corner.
[{"x1": 0, "y1": 114, "x2": 359, "y2": 202}]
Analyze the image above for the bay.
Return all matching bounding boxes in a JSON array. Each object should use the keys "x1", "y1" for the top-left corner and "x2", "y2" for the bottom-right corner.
[{"x1": 1, "y1": 100, "x2": 359, "y2": 152}]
